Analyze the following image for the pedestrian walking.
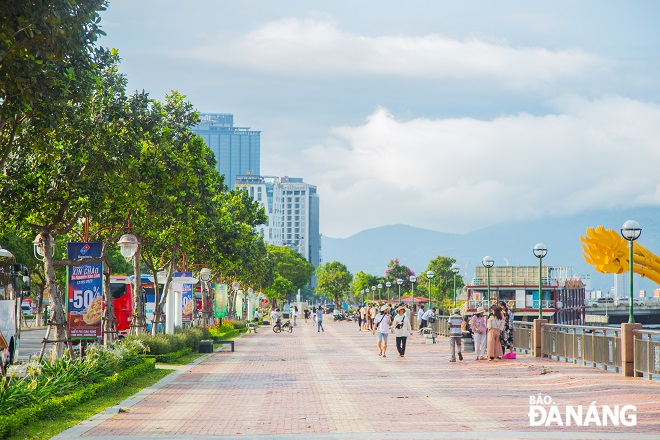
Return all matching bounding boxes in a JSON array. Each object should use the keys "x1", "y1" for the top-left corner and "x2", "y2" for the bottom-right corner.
[
  {"x1": 369, "y1": 304, "x2": 377, "y2": 330},
  {"x1": 469, "y1": 307, "x2": 488, "y2": 360},
  {"x1": 391, "y1": 305, "x2": 411, "y2": 357},
  {"x1": 316, "y1": 306, "x2": 324, "y2": 332},
  {"x1": 360, "y1": 305, "x2": 368, "y2": 330},
  {"x1": 304, "y1": 308, "x2": 310, "y2": 323},
  {"x1": 499, "y1": 301, "x2": 514, "y2": 354},
  {"x1": 487, "y1": 305, "x2": 505, "y2": 361},
  {"x1": 292, "y1": 306, "x2": 298, "y2": 326},
  {"x1": 356, "y1": 306, "x2": 363, "y2": 331},
  {"x1": 416, "y1": 305, "x2": 425, "y2": 329},
  {"x1": 448, "y1": 308, "x2": 464, "y2": 362},
  {"x1": 373, "y1": 305, "x2": 392, "y2": 357}
]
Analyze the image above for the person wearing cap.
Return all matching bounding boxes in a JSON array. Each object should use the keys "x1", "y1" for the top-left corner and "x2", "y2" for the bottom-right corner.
[
  {"x1": 469, "y1": 306, "x2": 488, "y2": 360},
  {"x1": 391, "y1": 305, "x2": 412, "y2": 357},
  {"x1": 373, "y1": 304, "x2": 392, "y2": 357},
  {"x1": 448, "y1": 308, "x2": 464, "y2": 362},
  {"x1": 420, "y1": 307, "x2": 436, "y2": 329}
]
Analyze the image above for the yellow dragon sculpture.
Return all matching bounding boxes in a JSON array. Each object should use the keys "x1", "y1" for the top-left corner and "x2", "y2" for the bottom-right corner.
[{"x1": 581, "y1": 226, "x2": 660, "y2": 285}]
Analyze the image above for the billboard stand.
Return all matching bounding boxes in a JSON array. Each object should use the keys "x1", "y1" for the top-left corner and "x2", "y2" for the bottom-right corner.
[{"x1": 38, "y1": 319, "x2": 75, "y2": 361}]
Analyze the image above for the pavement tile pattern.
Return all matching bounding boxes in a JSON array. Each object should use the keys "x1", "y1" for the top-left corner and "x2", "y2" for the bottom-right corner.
[{"x1": 54, "y1": 317, "x2": 660, "y2": 439}]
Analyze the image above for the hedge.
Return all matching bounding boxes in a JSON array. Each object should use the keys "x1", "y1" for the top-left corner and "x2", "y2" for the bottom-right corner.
[
  {"x1": 0, "y1": 358, "x2": 156, "y2": 439},
  {"x1": 145, "y1": 347, "x2": 193, "y2": 364}
]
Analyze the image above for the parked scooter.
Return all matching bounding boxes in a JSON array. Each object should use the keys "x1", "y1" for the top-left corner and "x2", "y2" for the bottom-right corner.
[{"x1": 273, "y1": 319, "x2": 293, "y2": 333}]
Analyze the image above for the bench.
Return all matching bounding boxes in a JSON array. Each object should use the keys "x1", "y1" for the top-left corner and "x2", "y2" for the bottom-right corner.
[
  {"x1": 216, "y1": 340, "x2": 235, "y2": 352},
  {"x1": 419, "y1": 327, "x2": 436, "y2": 344},
  {"x1": 198, "y1": 339, "x2": 214, "y2": 353}
]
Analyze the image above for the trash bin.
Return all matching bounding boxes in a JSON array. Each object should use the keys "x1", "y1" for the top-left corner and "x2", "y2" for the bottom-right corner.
[{"x1": 198, "y1": 340, "x2": 214, "y2": 353}]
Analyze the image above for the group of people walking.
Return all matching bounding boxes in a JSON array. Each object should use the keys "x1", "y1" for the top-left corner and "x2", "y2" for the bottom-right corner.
[
  {"x1": 359, "y1": 300, "x2": 515, "y2": 363},
  {"x1": 369, "y1": 303, "x2": 413, "y2": 358}
]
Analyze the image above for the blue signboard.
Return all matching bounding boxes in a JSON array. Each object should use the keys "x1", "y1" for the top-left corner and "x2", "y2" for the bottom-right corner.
[{"x1": 66, "y1": 242, "x2": 104, "y2": 339}]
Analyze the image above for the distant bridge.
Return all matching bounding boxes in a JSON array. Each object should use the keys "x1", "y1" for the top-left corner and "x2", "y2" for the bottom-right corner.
[{"x1": 585, "y1": 302, "x2": 660, "y2": 325}]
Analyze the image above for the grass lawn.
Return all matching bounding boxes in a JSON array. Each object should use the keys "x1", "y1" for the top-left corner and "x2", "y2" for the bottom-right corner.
[{"x1": 6, "y1": 367, "x2": 173, "y2": 440}]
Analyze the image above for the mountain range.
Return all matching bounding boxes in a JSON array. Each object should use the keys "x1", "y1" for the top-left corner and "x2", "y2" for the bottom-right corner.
[{"x1": 321, "y1": 207, "x2": 660, "y2": 295}]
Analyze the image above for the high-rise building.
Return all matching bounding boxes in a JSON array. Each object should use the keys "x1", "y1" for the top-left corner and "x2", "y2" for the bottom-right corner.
[
  {"x1": 235, "y1": 175, "x2": 284, "y2": 246},
  {"x1": 236, "y1": 175, "x2": 321, "y2": 272},
  {"x1": 192, "y1": 113, "x2": 260, "y2": 189}
]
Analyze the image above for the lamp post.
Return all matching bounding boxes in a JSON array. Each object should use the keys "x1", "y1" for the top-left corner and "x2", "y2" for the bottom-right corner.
[
  {"x1": 397, "y1": 278, "x2": 403, "y2": 303},
  {"x1": 451, "y1": 263, "x2": 460, "y2": 307},
  {"x1": 621, "y1": 220, "x2": 642, "y2": 324},
  {"x1": 199, "y1": 267, "x2": 211, "y2": 325},
  {"x1": 386, "y1": 281, "x2": 391, "y2": 303},
  {"x1": 33, "y1": 234, "x2": 55, "y2": 261},
  {"x1": 410, "y1": 275, "x2": 417, "y2": 301},
  {"x1": 360, "y1": 289, "x2": 364, "y2": 305},
  {"x1": 533, "y1": 244, "x2": 548, "y2": 320},
  {"x1": 426, "y1": 271, "x2": 434, "y2": 308},
  {"x1": 482, "y1": 256, "x2": 494, "y2": 307},
  {"x1": 377, "y1": 283, "x2": 383, "y2": 301},
  {"x1": 371, "y1": 285, "x2": 376, "y2": 302}
]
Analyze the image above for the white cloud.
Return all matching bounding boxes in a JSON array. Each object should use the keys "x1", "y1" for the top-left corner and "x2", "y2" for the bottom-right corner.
[
  {"x1": 309, "y1": 97, "x2": 660, "y2": 237},
  {"x1": 181, "y1": 17, "x2": 608, "y2": 88}
]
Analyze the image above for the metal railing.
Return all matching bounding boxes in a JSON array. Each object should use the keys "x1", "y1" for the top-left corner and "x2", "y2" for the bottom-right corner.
[
  {"x1": 468, "y1": 300, "x2": 499, "y2": 309},
  {"x1": 542, "y1": 324, "x2": 621, "y2": 373},
  {"x1": 430, "y1": 316, "x2": 450, "y2": 337},
  {"x1": 513, "y1": 321, "x2": 533, "y2": 354},
  {"x1": 633, "y1": 329, "x2": 660, "y2": 380}
]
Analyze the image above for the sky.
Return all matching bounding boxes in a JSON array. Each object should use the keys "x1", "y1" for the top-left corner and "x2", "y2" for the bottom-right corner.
[{"x1": 99, "y1": 1, "x2": 660, "y2": 239}]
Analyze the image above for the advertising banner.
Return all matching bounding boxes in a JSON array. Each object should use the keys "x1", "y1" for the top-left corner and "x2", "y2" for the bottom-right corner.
[
  {"x1": 175, "y1": 271, "x2": 193, "y2": 322},
  {"x1": 214, "y1": 283, "x2": 227, "y2": 318},
  {"x1": 66, "y1": 242, "x2": 103, "y2": 340}
]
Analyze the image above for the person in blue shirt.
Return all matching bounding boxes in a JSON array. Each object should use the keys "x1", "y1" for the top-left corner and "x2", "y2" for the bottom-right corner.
[{"x1": 316, "y1": 306, "x2": 324, "y2": 332}]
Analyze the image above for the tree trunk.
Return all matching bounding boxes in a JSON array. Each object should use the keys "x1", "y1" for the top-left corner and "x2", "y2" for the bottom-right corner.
[
  {"x1": 41, "y1": 233, "x2": 65, "y2": 359},
  {"x1": 102, "y1": 262, "x2": 115, "y2": 347},
  {"x1": 132, "y1": 245, "x2": 144, "y2": 334}
]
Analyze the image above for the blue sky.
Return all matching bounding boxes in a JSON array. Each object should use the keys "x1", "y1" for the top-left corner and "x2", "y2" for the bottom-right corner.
[{"x1": 100, "y1": 1, "x2": 660, "y2": 238}]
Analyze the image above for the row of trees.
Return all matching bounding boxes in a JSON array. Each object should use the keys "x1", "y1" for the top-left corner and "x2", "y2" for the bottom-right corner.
[
  {"x1": 0, "y1": 1, "x2": 314, "y2": 358},
  {"x1": 316, "y1": 257, "x2": 465, "y2": 312}
]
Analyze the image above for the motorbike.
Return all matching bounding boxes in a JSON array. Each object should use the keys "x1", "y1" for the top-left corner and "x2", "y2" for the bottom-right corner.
[
  {"x1": 333, "y1": 313, "x2": 353, "y2": 322},
  {"x1": 273, "y1": 319, "x2": 293, "y2": 333}
]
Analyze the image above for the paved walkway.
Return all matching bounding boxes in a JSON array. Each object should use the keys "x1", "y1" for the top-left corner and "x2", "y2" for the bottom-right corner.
[{"x1": 55, "y1": 317, "x2": 660, "y2": 439}]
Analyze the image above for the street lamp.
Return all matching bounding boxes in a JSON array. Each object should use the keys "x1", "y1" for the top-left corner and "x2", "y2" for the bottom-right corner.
[
  {"x1": 426, "y1": 271, "x2": 434, "y2": 308},
  {"x1": 451, "y1": 263, "x2": 460, "y2": 307},
  {"x1": 410, "y1": 275, "x2": 417, "y2": 301},
  {"x1": 621, "y1": 220, "x2": 642, "y2": 324},
  {"x1": 33, "y1": 234, "x2": 55, "y2": 261},
  {"x1": 396, "y1": 278, "x2": 403, "y2": 303},
  {"x1": 360, "y1": 289, "x2": 364, "y2": 305},
  {"x1": 377, "y1": 283, "x2": 383, "y2": 301},
  {"x1": 199, "y1": 268, "x2": 211, "y2": 324},
  {"x1": 386, "y1": 281, "x2": 391, "y2": 303},
  {"x1": 371, "y1": 285, "x2": 376, "y2": 302},
  {"x1": 482, "y1": 256, "x2": 494, "y2": 307},
  {"x1": 533, "y1": 244, "x2": 548, "y2": 320},
  {"x1": 117, "y1": 233, "x2": 139, "y2": 260}
]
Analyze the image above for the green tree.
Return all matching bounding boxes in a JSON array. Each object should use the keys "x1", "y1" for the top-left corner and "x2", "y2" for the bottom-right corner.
[
  {"x1": 316, "y1": 261, "x2": 352, "y2": 308},
  {"x1": 384, "y1": 258, "x2": 416, "y2": 295},
  {"x1": 424, "y1": 256, "x2": 464, "y2": 313},
  {"x1": 0, "y1": 49, "x2": 145, "y2": 356},
  {"x1": 352, "y1": 270, "x2": 381, "y2": 303},
  {"x1": 0, "y1": 0, "x2": 107, "y2": 168},
  {"x1": 265, "y1": 244, "x2": 315, "y2": 306}
]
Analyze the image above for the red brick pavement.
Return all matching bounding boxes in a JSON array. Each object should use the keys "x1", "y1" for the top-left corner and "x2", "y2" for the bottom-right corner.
[{"x1": 54, "y1": 318, "x2": 660, "y2": 439}]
